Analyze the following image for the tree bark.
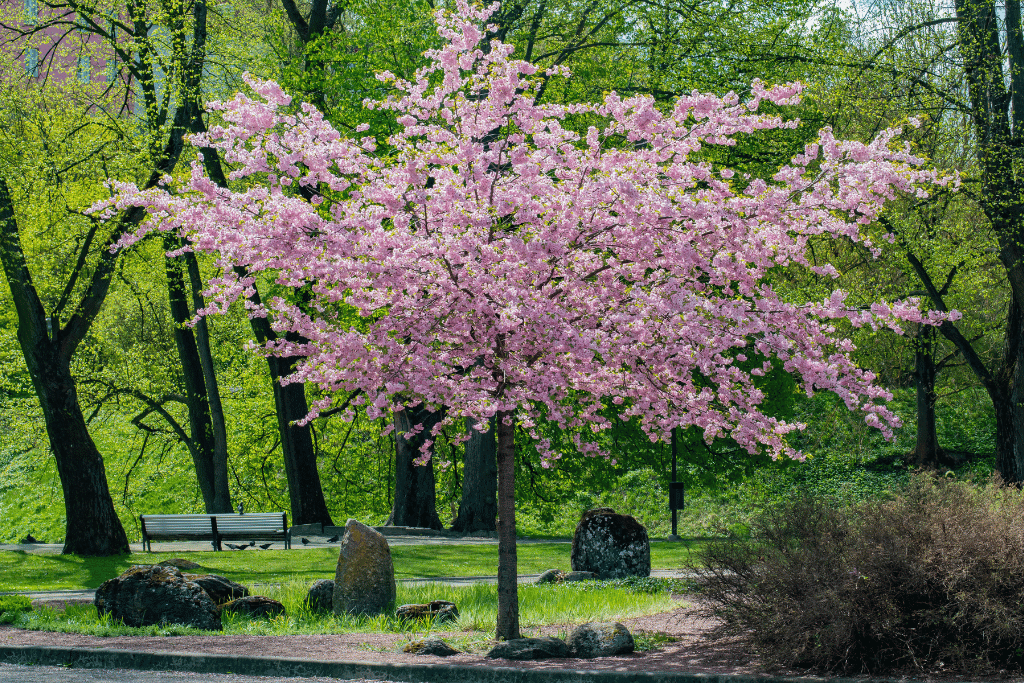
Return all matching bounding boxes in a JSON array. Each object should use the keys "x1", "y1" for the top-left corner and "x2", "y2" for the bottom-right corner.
[
  {"x1": 244, "y1": 291, "x2": 335, "y2": 526},
  {"x1": 163, "y1": 237, "x2": 231, "y2": 512},
  {"x1": 185, "y1": 251, "x2": 231, "y2": 513},
  {"x1": 494, "y1": 409, "x2": 520, "y2": 641},
  {"x1": 269, "y1": 353, "x2": 335, "y2": 525},
  {"x1": 451, "y1": 416, "x2": 497, "y2": 533},
  {"x1": 0, "y1": 176, "x2": 130, "y2": 556},
  {"x1": 909, "y1": 324, "x2": 945, "y2": 469},
  {"x1": 386, "y1": 404, "x2": 443, "y2": 529}
]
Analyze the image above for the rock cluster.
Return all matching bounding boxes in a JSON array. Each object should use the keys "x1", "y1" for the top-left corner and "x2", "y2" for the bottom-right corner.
[
  {"x1": 485, "y1": 622, "x2": 635, "y2": 660},
  {"x1": 570, "y1": 508, "x2": 650, "y2": 579},
  {"x1": 94, "y1": 565, "x2": 222, "y2": 631},
  {"x1": 95, "y1": 565, "x2": 285, "y2": 630}
]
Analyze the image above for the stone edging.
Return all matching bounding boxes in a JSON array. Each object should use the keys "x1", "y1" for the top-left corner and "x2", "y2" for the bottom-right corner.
[{"x1": 0, "y1": 644, "x2": 917, "y2": 683}]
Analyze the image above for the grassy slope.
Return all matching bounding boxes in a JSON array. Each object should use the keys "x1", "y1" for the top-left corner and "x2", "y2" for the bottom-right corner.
[{"x1": 0, "y1": 541, "x2": 698, "y2": 592}]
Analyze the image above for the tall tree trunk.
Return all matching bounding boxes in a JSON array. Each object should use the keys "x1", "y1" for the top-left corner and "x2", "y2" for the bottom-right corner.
[
  {"x1": 387, "y1": 404, "x2": 443, "y2": 529},
  {"x1": 186, "y1": 252, "x2": 232, "y2": 512},
  {"x1": 29, "y1": 346, "x2": 130, "y2": 555},
  {"x1": 164, "y1": 237, "x2": 231, "y2": 512},
  {"x1": 451, "y1": 416, "x2": 497, "y2": 533},
  {"x1": 954, "y1": 0, "x2": 1024, "y2": 483},
  {"x1": 494, "y1": 409, "x2": 520, "y2": 641},
  {"x1": 910, "y1": 324, "x2": 944, "y2": 469},
  {"x1": 0, "y1": 177, "x2": 130, "y2": 556},
  {"x1": 268, "y1": 352, "x2": 335, "y2": 525},
  {"x1": 1002, "y1": 295, "x2": 1024, "y2": 483},
  {"x1": 241, "y1": 282, "x2": 333, "y2": 526}
]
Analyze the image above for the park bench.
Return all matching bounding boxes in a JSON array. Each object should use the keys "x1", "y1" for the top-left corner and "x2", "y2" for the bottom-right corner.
[{"x1": 139, "y1": 512, "x2": 291, "y2": 551}]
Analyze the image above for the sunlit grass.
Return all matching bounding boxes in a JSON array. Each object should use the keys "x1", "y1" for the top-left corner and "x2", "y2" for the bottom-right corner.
[
  {"x1": 0, "y1": 541, "x2": 699, "y2": 591},
  {"x1": 10, "y1": 580, "x2": 683, "y2": 640}
]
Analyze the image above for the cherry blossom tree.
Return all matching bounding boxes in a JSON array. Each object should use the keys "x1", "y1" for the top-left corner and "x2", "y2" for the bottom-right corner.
[{"x1": 97, "y1": 1, "x2": 956, "y2": 639}]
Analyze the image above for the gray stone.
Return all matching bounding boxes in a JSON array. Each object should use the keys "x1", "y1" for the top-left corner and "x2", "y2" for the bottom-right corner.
[
  {"x1": 570, "y1": 508, "x2": 651, "y2": 579},
  {"x1": 536, "y1": 568, "x2": 563, "y2": 584},
  {"x1": 182, "y1": 574, "x2": 249, "y2": 605},
  {"x1": 94, "y1": 565, "x2": 221, "y2": 631},
  {"x1": 395, "y1": 600, "x2": 459, "y2": 624},
  {"x1": 486, "y1": 637, "x2": 570, "y2": 660},
  {"x1": 305, "y1": 579, "x2": 335, "y2": 613},
  {"x1": 403, "y1": 638, "x2": 460, "y2": 656},
  {"x1": 562, "y1": 571, "x2": 598, "y2": 582},
  {"x1": 566, "y1": 621, "x2": 635, "y2": 657},
  {"x1": 333, "y1": 519, "x2": 396, "y2": 616},
  {"x1": 220, "y1": 596, "x2": 285, "y2": 619}
]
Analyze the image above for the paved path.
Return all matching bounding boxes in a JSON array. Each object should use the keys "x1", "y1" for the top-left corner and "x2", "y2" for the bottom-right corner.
[
  {"x1": 0, "y1": 661, "x2": 395, "y2": 683},
  {"x1": 0, "y1": 534, "x2": 576, "y2": 555}
]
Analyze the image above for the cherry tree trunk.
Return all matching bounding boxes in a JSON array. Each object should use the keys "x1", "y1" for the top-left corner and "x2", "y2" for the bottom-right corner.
[
  {"x1": 495, "y1": 409, "x2": 520, "y2": 641},
  {"x1": 451, "y1": 416, "x2": 497, "y2": 533},
  {"x1": 387, "y1": 405, "x2": 443, "y2": 529}
]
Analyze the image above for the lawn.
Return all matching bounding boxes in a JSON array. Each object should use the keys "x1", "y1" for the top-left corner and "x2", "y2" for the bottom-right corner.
[
  {"x1": 9, "y1": 579, "x2": 684, "y2": 643},
  {"x1": 0, "y1": 541, "x2": 699, "y2": 592}
]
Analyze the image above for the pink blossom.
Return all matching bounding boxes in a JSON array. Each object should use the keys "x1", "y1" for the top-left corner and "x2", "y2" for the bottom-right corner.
[{"x1": 100, "y1": 0, "x2": 957, "y2": 463}]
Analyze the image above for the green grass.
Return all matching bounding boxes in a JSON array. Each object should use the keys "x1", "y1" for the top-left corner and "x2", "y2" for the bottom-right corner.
[
  {"x1": 9, "y1": 580, "x2": 682, "y2": 644},
  {"x1": 0, "y1": 541, "x2": 698, "y2": 592}
]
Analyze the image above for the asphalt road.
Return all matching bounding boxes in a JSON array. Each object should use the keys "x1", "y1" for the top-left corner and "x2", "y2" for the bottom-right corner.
[{"x1": 0, "y1": 662, "x2": 397, "y2": 683}]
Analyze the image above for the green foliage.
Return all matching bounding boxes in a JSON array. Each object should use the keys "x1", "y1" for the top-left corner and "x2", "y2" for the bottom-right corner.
[{"x1": 0, "y1": 594, "x2": 32, "y2": 624}]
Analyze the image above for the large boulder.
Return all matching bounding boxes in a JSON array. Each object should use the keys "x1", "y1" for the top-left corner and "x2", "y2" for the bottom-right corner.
[
  {"x1": 486, "y1": 637, "x2": 570, "y2": 660},
  {"x1": 183, "y1": 574, "x2": 249, "y2": 605},
  {"x1": 94, "y1": 565, "x2": 221, "y2": 631},
  {"x1": 566, "y1": 621, "x2": 635, "y2": 658},
  {"x1": 395, "y1": 600, "x2": 459, "y2": 624},
  {"x1": 333, "y1": 519, "x2": 396, "y2": 616},
  {"x1": 306, "y1": 579, "x2": 335, "y2": 613},
  {"x1": 570, "y1": 508, "x2": 650, "y2": 579}
]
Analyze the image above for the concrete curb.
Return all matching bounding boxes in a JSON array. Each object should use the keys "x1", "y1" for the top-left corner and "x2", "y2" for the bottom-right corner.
[{"x1": 0, "y1": 644, "x2": 857, "y2": 683}]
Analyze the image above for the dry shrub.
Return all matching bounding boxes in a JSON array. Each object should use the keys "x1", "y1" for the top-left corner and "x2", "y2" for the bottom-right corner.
[{"x1": 697, "y1": 473, "x2": 1024, "y2": 675}]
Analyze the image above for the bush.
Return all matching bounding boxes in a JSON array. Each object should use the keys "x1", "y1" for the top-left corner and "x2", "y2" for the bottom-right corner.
[{"x1": 697, "y1": 474, "x2": 1024, "y2": 675}]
